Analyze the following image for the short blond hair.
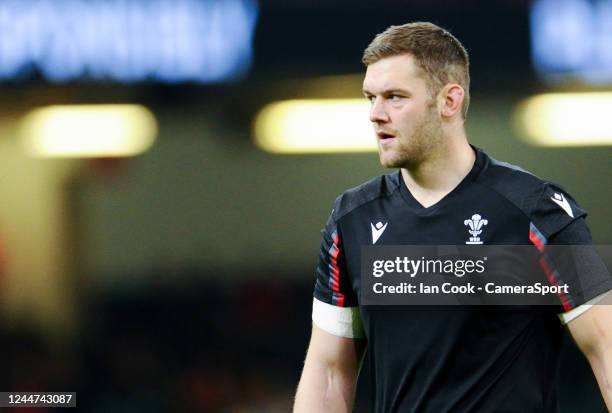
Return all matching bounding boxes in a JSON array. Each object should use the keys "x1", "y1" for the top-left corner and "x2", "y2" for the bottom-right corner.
[{"x1": 362, "y1": 22, "x2": 470, "y2": 119}]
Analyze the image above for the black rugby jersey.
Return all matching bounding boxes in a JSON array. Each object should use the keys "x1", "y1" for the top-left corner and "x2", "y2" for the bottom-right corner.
[{"x1": 313, "y1": 147, "x2": 612, "y2": 413}]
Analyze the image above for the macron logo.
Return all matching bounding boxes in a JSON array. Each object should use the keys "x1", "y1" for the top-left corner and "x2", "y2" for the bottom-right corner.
[
  {"x1": 371, "y1": 221, "x2": 388, "y2": 244},
  {"x1": 551, "y1": 193, "x2": 574, "y2": 218}
]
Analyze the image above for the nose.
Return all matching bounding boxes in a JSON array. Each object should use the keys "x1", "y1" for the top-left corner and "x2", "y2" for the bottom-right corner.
[{"x1": 369, "y1": 97, "x2": 389, "y2": 123}]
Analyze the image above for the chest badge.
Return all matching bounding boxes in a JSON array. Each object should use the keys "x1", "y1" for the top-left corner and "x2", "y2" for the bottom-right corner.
[
  {"x1": 464, "y1": 214, "x2": 488, "y2": 244},
  {"x1": 371, "y1": 221, "x2": 388, "y2": 244}
]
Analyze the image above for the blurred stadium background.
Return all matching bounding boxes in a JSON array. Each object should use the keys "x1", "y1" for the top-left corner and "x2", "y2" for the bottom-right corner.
[{"x1": 0, "y1": 0, "x2": 610, "y2": 411}]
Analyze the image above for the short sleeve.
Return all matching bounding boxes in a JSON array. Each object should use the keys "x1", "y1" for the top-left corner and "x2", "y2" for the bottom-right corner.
[
  {"x1": 547, "y1": 218, "x2": 612, "y2": 317},
  {"x1": 313, "y1": 207, "x2": 358, "y2": 308}
]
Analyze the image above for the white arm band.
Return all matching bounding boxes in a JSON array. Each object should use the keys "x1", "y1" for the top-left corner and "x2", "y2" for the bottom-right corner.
[
  {"x1": 559, "y1": 290, "x2": 612, "y2": 325},
  {"x1": 312, "y1": 298, "x2": 364, "y2": 339}
]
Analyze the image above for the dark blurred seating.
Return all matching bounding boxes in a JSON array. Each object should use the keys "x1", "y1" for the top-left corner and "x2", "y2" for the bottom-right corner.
[{"x1": 0, "y1": 269, "x2": 606, "y2": 412}]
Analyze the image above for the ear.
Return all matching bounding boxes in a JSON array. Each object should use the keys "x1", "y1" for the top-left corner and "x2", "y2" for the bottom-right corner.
[{"x1": 439, "y1": 84, "x2": 465, "y2": 118}]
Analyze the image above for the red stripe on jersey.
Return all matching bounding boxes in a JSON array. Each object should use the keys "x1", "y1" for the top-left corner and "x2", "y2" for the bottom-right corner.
[
  {"x1": 538, "y1": 256, "x2": 572, "y2": 312},
  {"x1": 331, "y1": 231, "x2": 344, "y2": 307},
  {"x1": 529, "y1": 223, "x2": 573, "y2": 311},
  {"x1": 529, "y1": 228, "x2": 545, "y2": 253}
]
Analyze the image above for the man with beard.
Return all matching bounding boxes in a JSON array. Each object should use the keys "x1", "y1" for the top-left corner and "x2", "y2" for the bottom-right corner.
[{"x1": 293, "y1": 22, "x2": 612, "y2": 412}]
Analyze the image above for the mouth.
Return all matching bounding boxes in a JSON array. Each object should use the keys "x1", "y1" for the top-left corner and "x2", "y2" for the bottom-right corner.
[{"x1": 377, "y1": 131, "x2": 396, "y2": 142}]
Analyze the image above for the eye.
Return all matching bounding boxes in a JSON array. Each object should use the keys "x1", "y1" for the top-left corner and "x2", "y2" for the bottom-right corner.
[
  {"x1": 389, "y1": 94, "x2": 402, "y2": 102},
  {"x1": 365, "y1": 95, "x2": 375, "y2": 104}
]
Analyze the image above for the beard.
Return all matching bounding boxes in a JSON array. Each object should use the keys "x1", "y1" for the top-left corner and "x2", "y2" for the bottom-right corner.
[{"x1": 378, "y1": 106, "x2": 444, "y2": 169}]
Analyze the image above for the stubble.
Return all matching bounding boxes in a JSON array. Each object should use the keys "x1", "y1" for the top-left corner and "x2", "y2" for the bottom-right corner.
[{"x1": 379, "y1": 105, "x2": 445, "y2": 169}]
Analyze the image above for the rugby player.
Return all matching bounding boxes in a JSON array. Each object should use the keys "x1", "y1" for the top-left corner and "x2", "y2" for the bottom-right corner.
[{"x1": 294, "y1": 22, "x2": 612, "y2": 412}]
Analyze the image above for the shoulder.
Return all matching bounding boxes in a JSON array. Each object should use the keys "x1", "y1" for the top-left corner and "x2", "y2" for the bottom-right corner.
[
  {"x1": 476, "y1": 150, "x2": 586, "y2": 239},
  {"x1": 331, "y1": 173, "x2": 400, "y2": 221},
  {"x1": 478, "y1": 153, "x2": 545, "y2": 197}
]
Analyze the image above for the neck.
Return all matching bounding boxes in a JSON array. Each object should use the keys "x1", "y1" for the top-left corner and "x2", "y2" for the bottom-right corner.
[{"x1": 401, "y1": 133, "x2": 475, "y2": 207}]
